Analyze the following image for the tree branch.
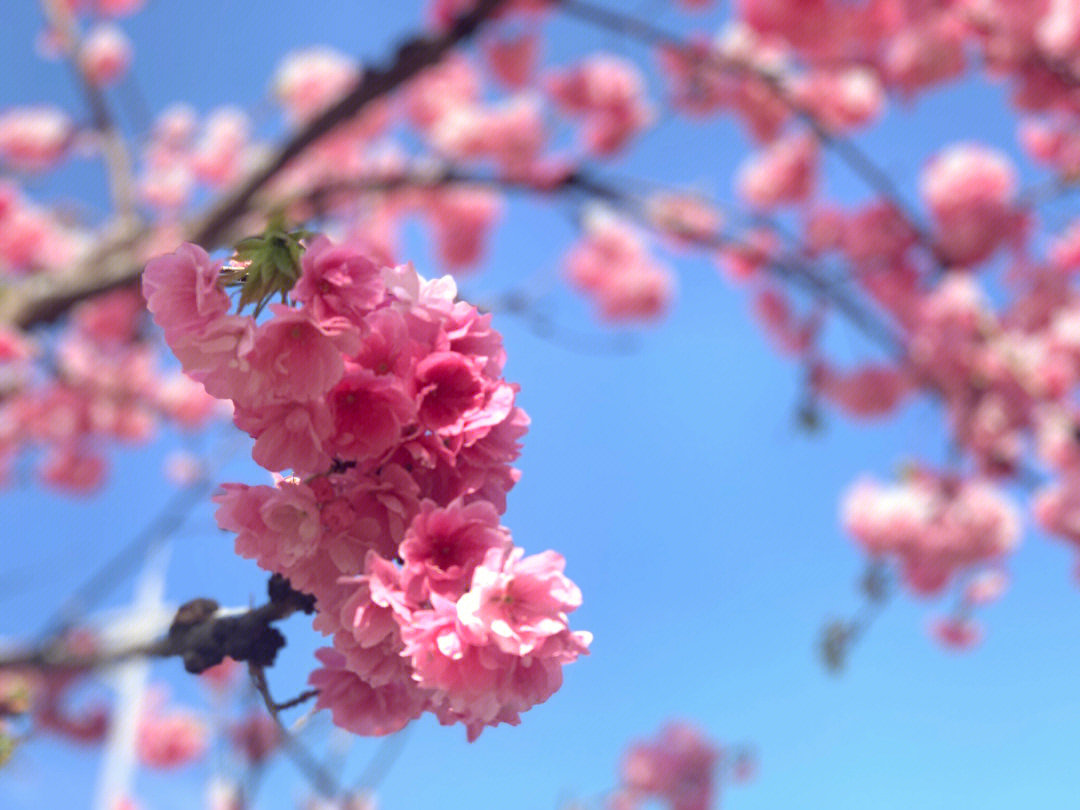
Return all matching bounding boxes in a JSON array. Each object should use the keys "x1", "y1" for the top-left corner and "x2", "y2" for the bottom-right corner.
[
  {"x1": 557, "y1": 0, "x2": 942, "y2": 266},
  {"x1": 0, "y1": 575, "x2": 315, "y2": 675},
  {"x1": 40, "y1": 0, "x2": 138, "y2": 229},
  {"x1": 1, "y1": 0, "x2": 513, "y2": 331}
]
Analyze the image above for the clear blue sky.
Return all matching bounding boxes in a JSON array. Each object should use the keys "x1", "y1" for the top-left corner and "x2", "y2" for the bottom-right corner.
[{"x1": 3, "y1": 2, "x2": 1080, "y2": 809}]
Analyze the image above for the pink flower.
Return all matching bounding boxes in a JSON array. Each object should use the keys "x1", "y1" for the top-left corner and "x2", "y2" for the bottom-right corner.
[
  {"x1": 752, "y1": 288, "x2": 814, "y2": 356},
  {"x1": 921, "y1": 143, "x2": 1017, "y2": 266},
  {"x1": 884, "y1": 16, "x2": 966, "y2": 95},
  {"x1": 214, "y1": 483, "x2": 278, "y2": 570},
  {"x1": 258, "y1": 481, "x2": 324, "y2": 568},
  {"x1": 790, "y1": 68, "x2": 883, "y2": 133},
  {"x1": 457, "y1": 547, "x2": 582, "y2": 655},
  {"x1": 655, "y1": 39, "x2": 727, "y2": 118},
  {"x1": 327, "y1": 365, "x2": 416, "y2": 461},
  {"x1": 353, "y1": 307, "x2": 411, "y2": 377},
  {"x1": 39, "y1": 445, "x2": 105, "y2": 492},
  {"x1": 813, "y1": 363, "x2": 909, "y2": 419},
  {"x1": 1048, "y1": 220, "x2": 1080, "y2": 273},
  {"x1": 95, "y1": 0, "x2": 145, "y2": 16},
  {"x1": 136, "y1": 705, "x2": 207, "y2": 769},
  {"x1": 426, "y1": 187, "x2": 502, "y2": 271},
  {"x1": 293, "y1": 236, "x2": 385, "y2": 321},
  {"x1": 483, "y1": 30, "x2": 540, "y2": 88},
  {"x1": 234, "y1": 400, "x2": 333, "y2": 473},
  {"x1": 595, "y1": 262, "x2": 675, "y2": 323},
  {"x1": 310, "y1": 465, "x2": 420, "y2": 564},
  {"x1": 565, "y1": 212, "x2": 675, "y2": 323},
  {"x1": 192, "y1": 107, "x2": 250, "y2": 187},
  {"x1": 431, "y1": 94, "x2": 546, "y2": 177},
  {"x1": 929, "y1": 616, "x2": 983, "y2": 650},
  {"x1": 80, "y1": 23, "x2": 132, "y2": 87},
  {"x1": 141, "y1": 243, "x2": 229, "y2": 344},
  {"x1": 405, "y1": 54, "x2": 481, "y2": 131},
  {"x1": 736, "y1": 131, "x2": 818, "y2": 209},
  {"x1": 272, "y1": 47, "x2": 360, "y2": 123},
  {"x1": 400, "y1": 499, "x2": 511, "y2": 600},
  {"x1": 153, "y1": 373, "x2": 220, "y2": 429},
  {"x1": 0, "y1": 106, "x2": 72, "y2": 172},
  {"x1": 242, "y1": 306, "x2": 356, "y2": 406},
  {"x1": 152, "y1": 104, "x2": 197, "y2": 149},
  {"x1": 72, "y1": 288, "x2": 144, "y2": 345},
  {"x1": 171, "y1": 314, "x2": 256, "y2": 399},
  {"x1": 1037, "y1": 0, "x2": 1080, "y2": 63},
  {"x1": 842, "y1": 469, "x2": 1020, "y2": 597},
  {"x1": 412, "y1": 351, "x2": 486, "y2": 432},
  {"x1": 546, "y1": 55, "x2": 654, "y2": 155},
  {"x1": 621, "y1": 722, "x2": 720, "y2": 810},
  {"x1": 309, "y1": 648, "x2": 425, "y2": 736},
  {"x1": 198, "y1": 658, "x2": 239, "y2": 692},
  {"x1": 646, "y1": 193, "x2": 723, "y2": 248}
]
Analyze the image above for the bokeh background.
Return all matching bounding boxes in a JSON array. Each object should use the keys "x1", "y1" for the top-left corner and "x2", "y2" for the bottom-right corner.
[{"x1": 2, "y1": 2, "x2": 1080, "y2": 809}]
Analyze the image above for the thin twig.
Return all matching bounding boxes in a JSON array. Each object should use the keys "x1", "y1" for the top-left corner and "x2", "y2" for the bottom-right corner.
[
  {"x1": 354, "y1": 725, "x2": 414, "y2": 792},
  {"x1": 272, "y1": 688, "x2": 321, "y2": 713},
  {"x1": 249, "y1": 664, "x2": 342, "y2": 799}
]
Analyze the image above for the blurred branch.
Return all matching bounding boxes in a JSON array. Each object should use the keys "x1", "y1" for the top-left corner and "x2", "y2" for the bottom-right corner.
[
  {"x1": 39, "y1": 473, "x2": 215, "y2": 640},
  {"x1": 0, "y1": 0, "x2": 513, "y2": 331},
  {"x1": 819, "y1": 560, "x2": 893, "y2": 674},
  {"x1": 39, "y1": 0, "x2": 138, "y2": 230},
  {"x1": 39, "y1": 428, "x2": 244, "y2": 639},
  {"x1": 297, "y1": 162, "x2": 905, "y2": 353},
  {"x1": 556, "y1": 0, "x2": 942, "y2": 265},
  {"x1": 249, "y1": 663, "x2": 342, "y2": 799}
]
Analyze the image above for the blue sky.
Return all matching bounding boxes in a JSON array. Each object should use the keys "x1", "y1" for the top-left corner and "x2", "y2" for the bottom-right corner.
[{"x1": 3, "y1": 2, "x2": 1080, "y2": 809}]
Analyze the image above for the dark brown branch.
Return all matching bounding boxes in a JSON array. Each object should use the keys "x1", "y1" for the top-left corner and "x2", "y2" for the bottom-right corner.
[
  {"x1": 271, "y1": 688, "x2": 321, "y2": 713},
  {"x1": 0, "y1": 575, "x2": 315, "y2": 675},
  {"x1": 188, "y1": 0, "x2": 512, "y2": 250}
]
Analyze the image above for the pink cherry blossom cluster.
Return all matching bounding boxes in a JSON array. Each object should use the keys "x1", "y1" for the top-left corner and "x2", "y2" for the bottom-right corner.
[
  {"x1": 12, "y1": 0, "x2": 1080, "y2": 660},
  {"x1": 0, "y1": 106, "x2": 73, "y2": 173},
  {"x1": 715, "y1": 128, "x2": 1080, "y2": 646},
  {"x1": 842, "y1": 468, "x2": 1020, "y2": 599},
  {"x1": 565, "y1": 209, "x2": 676, "y2": 323},
  {"x1": 546, "y1": 55, "x2": 655, "y2": 156},
  {"x1": 137, "y1": 104, "x2": 258, "y2": 210},
  {"x1": 135, "y1": 687, "x2": 207, "y2": 769},
  {"x1": 611, "y1": 721, "x2": 754, "y2": 810},
  {"x1": 0, "y1": 284, "x2": 220, "y2": 491},
  {"x1": 142, "y1": 235, "x2": 589, "y2": 739}
]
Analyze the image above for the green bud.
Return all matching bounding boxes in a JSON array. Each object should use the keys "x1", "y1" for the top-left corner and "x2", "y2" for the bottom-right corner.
[{"x1": 222, "y1": 216, "x2": 311, "y2": 315}]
